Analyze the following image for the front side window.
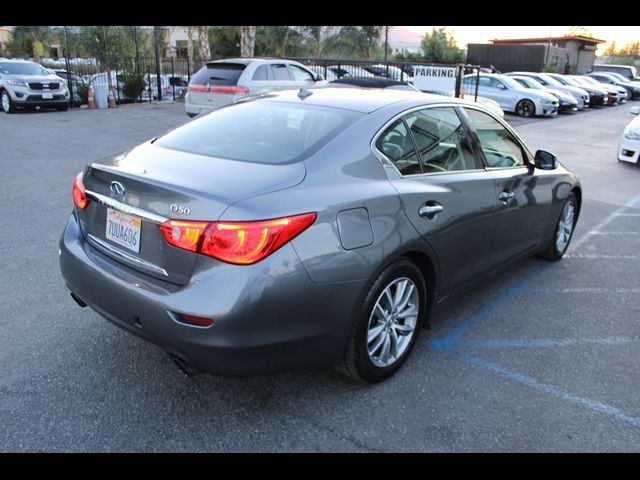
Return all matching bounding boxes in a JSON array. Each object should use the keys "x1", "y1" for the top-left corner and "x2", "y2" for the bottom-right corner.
[
  {"x1": 289, "y1": 65, "x2": 314, "y2": 81},
  {"x1": 464, "y1": 108, "x2": 527, "y2": 168},
  {"x1": 404, "y1": 107, "x2": 476, "y2": 173},
  {"x1": 375, "y1": 120, "x2": 422, "y2": 176}
]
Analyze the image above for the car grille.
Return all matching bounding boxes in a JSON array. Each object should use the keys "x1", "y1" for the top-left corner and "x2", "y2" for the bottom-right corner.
[
  {"x1": 29, "y1": 82, "x2": 60, "y2": 90},
  {"x1": 26, "y1": 94, "x2": 65, "y2": 101}
]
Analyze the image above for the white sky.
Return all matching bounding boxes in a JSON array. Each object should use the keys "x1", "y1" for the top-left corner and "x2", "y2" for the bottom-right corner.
[{"x1": 402, "y1": 26, "x2": 640, "y2": 53}]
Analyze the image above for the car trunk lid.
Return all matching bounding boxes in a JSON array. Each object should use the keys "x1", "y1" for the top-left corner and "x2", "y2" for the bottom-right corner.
[{"x1": 78, "y1": 141, "x2": 306, "y2": 285}]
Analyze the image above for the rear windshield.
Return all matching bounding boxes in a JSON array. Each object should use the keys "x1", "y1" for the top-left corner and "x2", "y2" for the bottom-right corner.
[
  {"x1": 155, "y1": 101, "x2": 362, "y2": 164},
  {"x1": 0, "y1": 62, "x2": 50, "y2": 76},
  {"x1": 191, "y1": 63, "x2": 246, "y2": 86}
]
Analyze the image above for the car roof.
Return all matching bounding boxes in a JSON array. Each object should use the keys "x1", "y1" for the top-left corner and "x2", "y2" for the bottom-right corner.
[
  {"x1": 205, "y1": 58, "x2": 298, "y2": 66},
  {"x1": 330, "y1": 77, "x2": 411, "y2": 89},
  {"x1": 249, "y1": 87, "x2": 463, "y2": 114}
]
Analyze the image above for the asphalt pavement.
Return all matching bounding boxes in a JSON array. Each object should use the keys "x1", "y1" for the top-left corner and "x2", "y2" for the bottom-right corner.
[{"x1": 0, "y1": 100, "x2": 639, "y2": 452}]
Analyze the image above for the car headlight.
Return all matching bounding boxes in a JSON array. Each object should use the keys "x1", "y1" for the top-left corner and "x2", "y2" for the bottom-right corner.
[
  {"x1": 541, "y1": 99, "x2": 553, "y2": 105},
  {"x1": 7, "y1": 79, "x2": 27, "y2": 87},
  {"x1": 624, "y1": 130, "x2": 640, "y2": 141}
]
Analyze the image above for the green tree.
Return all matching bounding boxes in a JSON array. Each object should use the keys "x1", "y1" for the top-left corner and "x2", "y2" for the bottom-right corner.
[
  {"x1": 11, "y1": 26, "x2": 52, "y2": 60},
  {"x1": 421, "y1": 28, "x2": 465, "y2": 64},
  {"x1": 208, "y1": 26, "x2": 240, "y2": 58},
  {"x1": 565, "y1": 26, "x2": 594, "y2": 38},
  {"x1": 79, "y1": 26, "x2": 136, "y2": 91}
]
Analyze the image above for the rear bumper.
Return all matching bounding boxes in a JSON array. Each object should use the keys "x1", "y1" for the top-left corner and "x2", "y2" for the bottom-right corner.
[{"x1": 59, "y1": 212, "x2": 365, "y2": 376}]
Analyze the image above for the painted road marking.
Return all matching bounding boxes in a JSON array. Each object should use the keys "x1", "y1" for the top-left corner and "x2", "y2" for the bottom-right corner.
[
  {"x1": 564, "y1": 254, "x2": 638, "y2": 260},
  {"x1": 458, "y1": 336, "x2": 638, "y2": 349},
  {"x1": 428, "y1": 191, "x2": 640, "y2": 430},
  {"x1": 589, "y1": 231, "x2": 638, "y2": 235},
  {"x1": 510, "y1": 287, "x2": 640, "y2": 294}
]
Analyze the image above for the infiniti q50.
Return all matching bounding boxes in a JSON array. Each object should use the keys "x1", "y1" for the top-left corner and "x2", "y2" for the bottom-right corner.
[{"x1": 59, "y1": 88, "x2": 581, "y2": 382}]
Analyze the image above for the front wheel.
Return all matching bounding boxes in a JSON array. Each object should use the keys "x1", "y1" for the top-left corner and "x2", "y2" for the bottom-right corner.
[
  {"x1": 516, "y1": 99, "x2": 536, "y2": 117},
  {"x1": 1, "y1": 90, "x2": 16, "y2": 113},
  {"x1": 539, "y1": 194, "x2": 578, "y2": 261},
  {"x1": 337, "y1": 259, "x2": 427, "y2": 383}
]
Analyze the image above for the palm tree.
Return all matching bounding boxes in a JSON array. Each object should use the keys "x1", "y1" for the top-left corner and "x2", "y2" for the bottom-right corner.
[
  {"x1": 196, "y1": 26, "x2": 211, "y2": 64},
  {"x1": 240, "y1": 26, "x2": 256, "y2": 58}
]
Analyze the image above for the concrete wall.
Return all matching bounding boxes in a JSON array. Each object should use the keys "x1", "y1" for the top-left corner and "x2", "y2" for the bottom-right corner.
[{"x1": 467, "y1": 44, "x2": 547, "y2": 72}]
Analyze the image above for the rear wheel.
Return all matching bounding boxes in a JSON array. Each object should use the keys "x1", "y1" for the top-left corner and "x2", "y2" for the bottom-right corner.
[
  {"x1": 338, "y1": 259, "x2": 426, "y2": 383},
  {"x1": 516, "y1": 99, "x2": 535, "y2": 117},
  {"x1": 539, "y1": 194, "x2": 577, "y2": 261},
  {"x1": 57, "y1": 104, "x2": 68, "y2": 111},
  {"x1": 1, "y1": 90, "x2": 16, "y2": 113}
]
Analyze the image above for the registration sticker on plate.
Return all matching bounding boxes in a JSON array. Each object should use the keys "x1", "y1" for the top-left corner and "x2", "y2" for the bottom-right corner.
[
  {"x1": 42, "y1": 92, "x2": 53, "y2": 99},
  {"x1": 106, "y1": 208, "x2": 141, "y2": 253}
]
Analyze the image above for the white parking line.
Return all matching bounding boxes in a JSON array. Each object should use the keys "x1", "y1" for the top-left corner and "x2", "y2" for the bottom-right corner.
[
  {"x1": 589, "y1": 231, "x2": 638, "y2": 235},
  {"x1": 564, "y1": 254, "x2": 638, "y2": 260}
]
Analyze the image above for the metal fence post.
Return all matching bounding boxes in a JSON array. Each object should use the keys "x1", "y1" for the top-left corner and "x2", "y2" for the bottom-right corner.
[
  {"x1": 63, "y1": 26, "x2": 74, "y2": 108},
  {"x1": 154, "y1": 26, "x2": 162, "y2": 101},
  {"x1": 171, "y1": 57, "x2": 175, "y2": 101}
]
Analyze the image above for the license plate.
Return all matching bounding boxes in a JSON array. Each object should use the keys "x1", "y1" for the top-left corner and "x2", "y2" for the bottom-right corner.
[
  {"x1": 106, "y1": 208, "x2": 141, "y2": 253},
  {"x1": 42, "y1": 92, "x2": 53, "y2": 99}
]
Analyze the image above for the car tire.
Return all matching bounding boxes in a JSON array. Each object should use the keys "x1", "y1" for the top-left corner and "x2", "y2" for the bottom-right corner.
[
  {"x1": 57, "y1": 104, "x2": 69, "y2": 111},
  {"x1": 516, "y1": 99, "x2": 535, "y2": 117},
  {"x1": 337, "y1": 258, "x2": 427, "y2": 383},
  {"x1": 539, "y1": 193, "x2": 578, "y2": 261},
  {"x1": 1, "y1": 90, "x2": 16, "y2": 113},
  {"x1": 186, "y1": 112, "x2": 198, "y2": 118}
]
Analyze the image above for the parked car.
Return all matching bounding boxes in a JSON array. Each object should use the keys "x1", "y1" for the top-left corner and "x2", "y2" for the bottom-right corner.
[
  {"x1": 545, "y1": 73, "x2": 608, "y2": 106},
  {"x1": 587, "y1": 72, "x2": 640, "y2": 100},
  {"x1": 364, "y1": 64, "x2": 413, "y2": 82},
  {"x1": 329, "y1": 77, "x2": 419, "y2": 91},
  {"x1": 572, "y1": 75, "x2": 623, "y2": 104},
  {"x1": 327, "y1": 65, "x2": 376, "y2": 79},
  {"x1": 618, "y1": 106, "x2": 640, "y2": 164},
  {"x1": 463, "y1": 73, "x2": 559, "y2": 117},
  {"x1": 48, "y1": 68, "x2": 86, "y2": 106},
  {"x1": 307, "y1": 65, "x2": 339, "y2": 81},
  {"x1": 578, "y1": 75, "x2": 628, "y2": 103},
  {"x1": 0, "y1": 59, "x2": 70, "y2": 113},
  {"x1": 59, "y1": 88, "x2": 581, "y2": 382},
  {"x1": 184, "y1": 58, "x2": 325, "y2": 117},
  {"x1": 505, "y1": 72, "x2": 590, "y2": 110},
  {"x1": 509, "y1": 75, "x2": 578, "y2": 112},
  {"x1": 590, "y1": 64, "x2": 639, "y2": 82}
]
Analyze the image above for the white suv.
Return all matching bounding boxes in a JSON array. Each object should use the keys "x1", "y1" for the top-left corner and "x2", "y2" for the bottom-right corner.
[
  {"x1": 184, "y1": 58, "x2": 326, "y2": 117},
  {"x1": 0, "y1": 59, "x2": 70, "y2": 113}
]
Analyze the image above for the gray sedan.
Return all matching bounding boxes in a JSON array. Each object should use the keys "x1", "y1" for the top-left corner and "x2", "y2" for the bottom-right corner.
[{"x1": 59, "y1": 88, "x2": 581, "y2": 383}]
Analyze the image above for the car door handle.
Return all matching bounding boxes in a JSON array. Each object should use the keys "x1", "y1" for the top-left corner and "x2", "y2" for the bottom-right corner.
[
  {"x1": 498, "y1": 190, "x2": 515, "y2": 205},
  {"x1": 419, "y1": 203, "x2": 444, "y2": 220}
]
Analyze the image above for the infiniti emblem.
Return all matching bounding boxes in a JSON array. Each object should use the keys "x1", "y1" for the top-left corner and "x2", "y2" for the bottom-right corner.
[{"x1": 110, "y1": 181, "x2": 126, "y2": 197}]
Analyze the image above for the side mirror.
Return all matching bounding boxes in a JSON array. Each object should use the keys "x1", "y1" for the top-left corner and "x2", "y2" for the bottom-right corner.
[
  {"x1": 534, "y1": 149, "x2": 557, "y2": 170},
  {"x1": 496, "y1": 83, "x2": 507, "y2": 90},
  {"x1": 315, "y1": 73, "x2": 324, "y2": 81},
  {"x1": 630, "y1": 106, "x2": 640, "y2": 116}
]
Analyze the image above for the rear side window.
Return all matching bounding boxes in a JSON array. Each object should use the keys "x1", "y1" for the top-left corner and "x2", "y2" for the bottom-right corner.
[
  {"x1": 191, "y1": 63, "x2": 246, "y2": 86},
  {"x1": 252, "y1": 65, "x2": 269, "y2": 81},
  {"x1": 375, "y1": 120, "x2": 422, "y2": 175},
  {"x1": 271, "y1": 64, "x2": 291, "y2": 81},
  {"x1": 155, "y1": 101, "x2": 362, "y2": 164}
]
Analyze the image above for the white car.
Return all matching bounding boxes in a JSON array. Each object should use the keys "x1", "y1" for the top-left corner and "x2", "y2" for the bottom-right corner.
[
  {"x1": 618, "y1": 106, "x2": 640, "y2": 164},
  {"x1": 465, "y1": 95, "x2": 504, "y2": 118},
  {"x1": 185, "y1": 58, "x2": 326, "y2": 117},
  {"x1": 463, "y1": 73, "x2": 558, "y2": 117}
]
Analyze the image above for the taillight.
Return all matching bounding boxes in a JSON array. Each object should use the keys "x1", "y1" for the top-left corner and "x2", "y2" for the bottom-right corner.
[
  {"x1": 159, "y1": 220, "x2": 209, "y2": 252},
  {"x1": 73, "y1": 172, "x2": 88, "y2": 209},
  {"x1": 209, "y1": 85, "x2": 249, "y2": 94},
  {"x1": 159, "y1": 213, "x2": 317, "y2": 265},
  {"x1": 187, "y1": 84, "x2": 249, "y2": 95},
  {"x1": 188, "y1": 83, "x2": 208, "y2": 92},
  {"x1": 201, "y1": 213, "x2": 317, "y2": 265}
]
